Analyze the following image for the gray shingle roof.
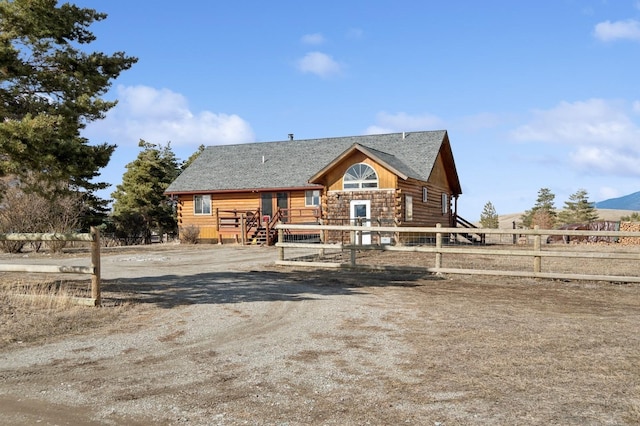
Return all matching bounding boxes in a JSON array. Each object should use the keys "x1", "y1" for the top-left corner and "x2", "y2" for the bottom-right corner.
[{"x1": 165, "y1": 130, "x2": 454, "y2": 193}]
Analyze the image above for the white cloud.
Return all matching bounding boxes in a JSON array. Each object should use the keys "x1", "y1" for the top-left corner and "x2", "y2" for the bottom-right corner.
[
  {"x1": 365, "y1": 111, "x2": 445, "y2": 134},
  {"x1": 296, "y1": 52, "x2": 344, "y2": 78},
  {"x1": 511, "y1": 99, "x2": 640, "y2": 176},
  {"x1": 511, "y1": 99, "x2": 638, "y2": 145},
  {"x1": 598, "y1": 186, "x2": 622, "y2": 200},
  {"x1": 301, "y1": 33, "x2": 325, "y2": 45},
  {"x1": 85, "y1": 85, "x2": 254, "y2": 147},
  {"x1": 593, "y1": 19, "x2": 640, "y2": 42},
  {"x1": 570, "y1": 146, "x2": 639, "y2": 176}
]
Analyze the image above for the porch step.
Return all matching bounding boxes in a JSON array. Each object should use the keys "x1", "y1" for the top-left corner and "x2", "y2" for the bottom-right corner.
[{"x1": 250, "y1": 228, "x2": 275, "y2": 245}]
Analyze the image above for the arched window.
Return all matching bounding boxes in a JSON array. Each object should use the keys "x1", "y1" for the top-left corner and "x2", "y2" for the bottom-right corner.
[{"x1": 343, "y1": 163, "x2": 378, "y2": 189}]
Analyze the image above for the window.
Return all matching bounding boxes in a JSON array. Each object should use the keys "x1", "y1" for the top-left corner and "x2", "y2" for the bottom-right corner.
[
  {"x1": 441, "y1": 193, "x2": 449, "y2": 215},
  {"x1": 405, "y1": 195, "x2": 413, "y2": 221},
  {"x1": 194, "y1": 194, "x2": 211, "y2": 215},
  {"x1": 422, "y1": 187, "x2": 428, "y2": 202},
  {"x1": 343, "y1": 163, "x2": 378, "y2": 190},
  {"x1": 305, "y1": 190, "x2": 320, "y2": 206}
]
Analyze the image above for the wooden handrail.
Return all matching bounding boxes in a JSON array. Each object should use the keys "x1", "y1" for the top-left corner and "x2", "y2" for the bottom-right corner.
[{"x1": 279, "y1": 207, "x2": 321, "y2": 222}]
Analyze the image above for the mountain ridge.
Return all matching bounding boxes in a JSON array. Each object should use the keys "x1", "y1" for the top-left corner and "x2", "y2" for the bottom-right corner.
[{"x1": 595, "y1": 191, "x2": 640, "y2": 211}]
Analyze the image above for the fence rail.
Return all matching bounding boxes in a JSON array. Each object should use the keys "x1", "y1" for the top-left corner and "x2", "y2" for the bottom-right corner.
[
  {"x1": 0, "y1": 227, "x2": 101, "y2": 306},
  {"x1": 275, "y1": 224, "x2": 640, "y2": 283}
]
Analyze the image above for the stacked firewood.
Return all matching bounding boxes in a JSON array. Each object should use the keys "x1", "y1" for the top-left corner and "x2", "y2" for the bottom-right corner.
[{"x1": 619, "y1": 222, "x2": 640, "y2": 245}]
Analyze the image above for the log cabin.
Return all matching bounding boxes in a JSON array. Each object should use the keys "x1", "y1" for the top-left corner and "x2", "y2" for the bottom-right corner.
[{"x1": 165, "y1": 130, "x2": 467, "y2": 244}]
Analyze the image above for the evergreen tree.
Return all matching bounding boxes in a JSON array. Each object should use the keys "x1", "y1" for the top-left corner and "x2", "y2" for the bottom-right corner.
[
  {"x1": 111, "y1": 140, "x2": 179, "y2": 244},
  {"x1": 479, "y1": 201, "x2": 499, "y2": 228},
  {"x1": 182, "y1": 144, "x2": 205, "y2": 170},
  {"x1": 521, "y1": 187, "x2": 557, "y2": 228},
  {"x1": 0, "y1": 0, "x2": 137, "y2": 196},
  {"x1": 620, "y1": 212, "x2": 640, "y2": 222},
  {"x1": 557, "y1": 189, "x2": 598, "y2": 225}
]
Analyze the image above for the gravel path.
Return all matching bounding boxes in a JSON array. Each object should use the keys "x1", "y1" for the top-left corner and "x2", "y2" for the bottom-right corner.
[{"x1": 0, "y1": 245, "x2": 424, "y2": 425}]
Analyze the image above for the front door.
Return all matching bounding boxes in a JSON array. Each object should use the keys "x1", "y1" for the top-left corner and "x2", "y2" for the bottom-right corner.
[
  {"x1": 350, "y1": 200, "x2": 371, "y2": 245},
  {"x1": 277, "y1": 192, "x2": 289, "y2": 223},
  {"x1": 261, "y1": 193, "x2": 273, "y2": 224}
]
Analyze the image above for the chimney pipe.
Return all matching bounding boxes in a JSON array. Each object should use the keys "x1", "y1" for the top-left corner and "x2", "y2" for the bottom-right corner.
[{"x1": 288, "y1": 133, "x2": 294, "y2": 141}]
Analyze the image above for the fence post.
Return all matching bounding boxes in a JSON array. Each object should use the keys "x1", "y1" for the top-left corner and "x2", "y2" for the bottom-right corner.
[
  {"x1": 278, "y1": 227, "x2": 284, "y2": 261},
  {"x1": 350, "y1": 230, "x2": 356, "y2": 267},
  {"x1": 319, "y1": 219, "x2": 325, "y2": 258},
  {"x1": 90, "y1": 226, "x2": 101, "y2": 307},
  {"x1": 533, "y1": 225, "x2": 541, "y2": 274},
  {"x1": 435, "y1": 223, "x2": 442, "y2": 270},
  {"x1": 241, "y1": 214, "x2": 246, "y2": 245}
]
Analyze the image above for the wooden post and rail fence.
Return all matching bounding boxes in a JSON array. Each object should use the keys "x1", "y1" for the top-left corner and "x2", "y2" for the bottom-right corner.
[
  {"x1": 0, "y1": 227, "x2": 101, "y2": 306},
  {"x1": 275, "y1": 223, "x2": 640, "y2": 283}
]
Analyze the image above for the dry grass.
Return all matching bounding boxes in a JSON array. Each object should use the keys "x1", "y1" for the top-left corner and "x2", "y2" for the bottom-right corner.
[
  {"x1": 0, "y1": 276, "x2": 133, "y2": 348},
  {"x1": 392, "y1": 275, "x2": 640, "y2": 424},
  {"x1": 307, "y1": 241, "x2": 640, "y2": 279}
]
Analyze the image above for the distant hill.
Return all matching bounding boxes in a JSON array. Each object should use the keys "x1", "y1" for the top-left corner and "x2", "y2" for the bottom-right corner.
[
  {"x1": 494, "y1": 209, "x2": 633, "y2": 229},
  {"x1": 595, "y1": 191, "x2": 640, "y2": 211}
]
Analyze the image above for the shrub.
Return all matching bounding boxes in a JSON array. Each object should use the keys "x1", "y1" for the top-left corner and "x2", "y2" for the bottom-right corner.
[
  {"x1": 180, "y1": 225, "x2": 200, "y2": 244},
  {"x1": 0, "y1": 179, "x2": 81, "y2": 253}
]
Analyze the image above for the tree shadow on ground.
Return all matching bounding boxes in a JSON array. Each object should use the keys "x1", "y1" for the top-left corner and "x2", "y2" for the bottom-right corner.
[{"x1": 101, "y1": 268, "x2": 440, "y2": 309}]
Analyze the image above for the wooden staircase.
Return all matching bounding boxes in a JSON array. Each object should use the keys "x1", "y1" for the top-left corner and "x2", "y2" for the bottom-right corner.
[
  {"x1": 248, "y1": 210, "x2": 281, "y2": 245},
  {"x1": 454, "y1": 215, "x2": 485, "y2": 244},
  {"x1": 249, "y1": 227, "x2": 269, "y2": 245}
]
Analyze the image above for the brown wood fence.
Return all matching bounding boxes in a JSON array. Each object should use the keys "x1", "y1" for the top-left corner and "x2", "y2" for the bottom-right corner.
[
  {"x1": 275, "y1": 224, "x2": 640, "y2": 283},
  {"x1": 0, "y1": 227, "x2": 101, "y2": 306}
]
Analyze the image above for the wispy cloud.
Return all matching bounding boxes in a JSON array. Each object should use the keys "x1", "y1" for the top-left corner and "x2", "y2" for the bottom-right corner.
[
  {"x1": 85, "y1": 85, "x2": 254, "y2": 147},
  {"x1": 296, "y1": 52, "x2": 344, "y2": 78},
  {"x1": 511, "y1": 99, "x2": 640, "y2": 176},
  {"x1": 301, "y1": 33, "x2": 325, "y2": 45},
  {"x1": 593, "y1": 19, "x2": 640, "y2": 42},
  {"x1": 365, "y1": 112, "x2": 445, "y2": 134}
]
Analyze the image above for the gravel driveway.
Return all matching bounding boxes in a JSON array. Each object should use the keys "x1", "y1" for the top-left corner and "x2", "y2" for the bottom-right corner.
[
  {"x1": 1, "y1": 244, "x2": 639, "y2": 425},
  {"x1": 0, "y1": 245, "x2": 428, "y2": 425}
]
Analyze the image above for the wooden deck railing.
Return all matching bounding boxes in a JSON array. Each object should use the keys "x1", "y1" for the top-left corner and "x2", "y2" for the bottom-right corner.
[
  {"x1": 279, "y1": 207, "x2": 321, "y2": 223},
  {"x1": 216, "y1": 207, "x2": 320, "y2": 245}
]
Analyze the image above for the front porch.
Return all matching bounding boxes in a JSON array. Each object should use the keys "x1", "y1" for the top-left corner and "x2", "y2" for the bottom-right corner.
[
  {"x1": 207, "y1": 207, "x2": 321, "y2": 245},
  {"x1": 185, "y1": 207, "x2": 482, "y2": 246}
]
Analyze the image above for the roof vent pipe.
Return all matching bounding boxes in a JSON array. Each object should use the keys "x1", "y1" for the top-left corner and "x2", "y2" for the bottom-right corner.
[
  {"x1": 288, "y1": 133, "x2": 294, "y2": 141},
  {"x1": 262, "y1": 155, "x2": 265, "y2": 164},
  {"x1": 402, "y1": 131, "x2": 406, "y2": 139}
]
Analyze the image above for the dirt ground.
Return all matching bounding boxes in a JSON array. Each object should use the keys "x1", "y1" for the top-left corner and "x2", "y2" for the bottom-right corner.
[{"x1": 0, "y1": 244, "x2": 639, "y2": 425}]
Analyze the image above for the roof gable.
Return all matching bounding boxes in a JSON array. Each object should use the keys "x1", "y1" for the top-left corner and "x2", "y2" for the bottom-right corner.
[
  {"x1": 165, "y1": 130, "x2": 461, "y2": 195},
  {"x1": 309, "y1": 143, "x2": 413, "y2": 182}
]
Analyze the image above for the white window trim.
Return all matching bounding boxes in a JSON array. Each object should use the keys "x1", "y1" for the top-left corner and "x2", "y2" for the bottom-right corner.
[
  {"x1": 343, "y1": 163, "x2": 379, "y2": 190},
  {"x1": 194, "y1": 194, "x2": 211, "y2": 215},
  {"x1": 441, "y1": 193, "x2": 449, "y2": 215},
  {"x1": 405, "y1": 195, "x2": 413, "y2": 221},
  {"x1": 305, "y1": 189, "x2": 321, "y2": 206}
]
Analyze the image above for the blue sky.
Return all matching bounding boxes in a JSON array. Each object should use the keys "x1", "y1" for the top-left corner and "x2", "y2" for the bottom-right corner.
[{"x1": 78, "y1": 0, "x2": 640, "y2": 219}]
